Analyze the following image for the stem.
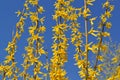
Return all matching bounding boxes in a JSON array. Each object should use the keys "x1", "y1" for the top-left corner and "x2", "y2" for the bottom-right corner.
[
  {"x1": 78, "y1": 46, "x2": 82, "y2": 60},
  {"x1": 94, "y1": 3, "x2": 108, "y2": 70},
  {"x1": 94, "y1": 26, "x2": 104, "y2": 70},
  {"x1": 33, "y1": 4, "x2": 39, "y2": 79},
  {"x1": 2, "y1": 72, "x2": 5, "y2": 80},
  {"x1": 84, "y1": 0, "x2": 89, "y2": 80},
  {"x1": 45, "y1": 53, "x2": 49, "y2": 80},
  {"x1": 85, "y1": 19, "x2": 89, "y2": 80}
]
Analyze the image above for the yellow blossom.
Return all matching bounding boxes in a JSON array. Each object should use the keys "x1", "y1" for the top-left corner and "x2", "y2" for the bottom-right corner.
[
  {"x1": 105, "y1": 11, "x2": 111, "y2": 18},
  {"x1": 102, "y1": 32, "x2": 110, "y2": 37},
  {"x1": 106, "y1": 22, "x2": 112, "y2": 29},
  {"x1": 109, "y1": 5, "x2": 114, "y2": 12},
  {"x1": 88, "y1": 27, "x2": 98, "y2": 37},
  {"x1": 29, "y1": 26, "x2": 36, "y2": 35},
  {"x1": 6, "y1": 69, "x2": 13, "y2": 78},
  {"x1": 87, "y1": 0, "x2": 95, "y2": 6},
  {"x1": 100, "y1": 44, "x2": 108, "y2": 53},
  {"x1": 75, "y1": 60, "x2": 85, "y2": 68},
  {"x1": 103, "y1": 1, "x2": 109, "y2": 8},
  {"x1": 97, "y1": 56, "x2": 104, "y2": 62},
  {"x1": 38, "y1": 6, "x2": 45, "y2": 14},
  {"x1": 39, "y1": 26, "x2": 46, "y2": 33},
  {"x1": 38, "y1": 48, "x2": 46, "y2": 55},
  {"x1": 112, "y1": 57, "x2": 118, "y2": 63},
  {"x1": 89, "y1": 17, "x2": 97, "y2": 26},
  {"x1": 32, "y1": 34, "x2": 39, "y2": 40},
  {"x1": 30, "y1": 13, "x2": 38, "y2": 22},
  {"x1": 82, "y1": 8, "x2": 91, "y2": 18},
  {"x1": 16, "y1": 10, "x2": 21, "y2": 17},
  {"x1": 101, "y1": 14, "x2": 107, "y2": 23},
  {"x1": 89, "y1": 44, "x2": 98, "y2": 53},
  {"x1": 39, "y1": 17, "x2": 45, "y2": 24},
  {"x1": 29, "y1": 0, "x2": 38, "y2": 6}
]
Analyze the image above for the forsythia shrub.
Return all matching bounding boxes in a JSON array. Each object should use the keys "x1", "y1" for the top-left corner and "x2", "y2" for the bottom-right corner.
[{"x1": 0, "y1": 0, "x2": 117, "y2": 80}]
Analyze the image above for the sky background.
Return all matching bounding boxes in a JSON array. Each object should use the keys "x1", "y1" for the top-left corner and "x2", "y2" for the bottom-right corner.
[{"x1": 0, "y1": 0, "x2": 120, "y2": 80}]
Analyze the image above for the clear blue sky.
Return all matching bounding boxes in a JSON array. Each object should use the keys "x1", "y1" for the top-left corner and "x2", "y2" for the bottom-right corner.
[{"x1": 0, "y1": 0, "x2": 120, "y2": 80}]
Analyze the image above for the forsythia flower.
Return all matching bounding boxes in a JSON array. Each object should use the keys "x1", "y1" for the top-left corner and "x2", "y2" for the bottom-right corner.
[
  {"x1": 38, "y1": 6, "x2": 45, "y2": 14},
  {"x1": 89, "y1": 17, "x2": 97, "y2": 26},
  {"x1": 29, "y1": 0, "x2": 38, "y2": 6},
  {"x1": 30, "y1": 13, "x2": 38, "y2": 22},
  {"x1": 75, "y1": 60, "x2": 85, "y2": 68},
  {"x1": 87, "y1": 0, "x2": 95, "y2": 6},
  {"x1": 82, "y1": 8, "x2": 91, "y2": 18},
  {"x1": 106, "y1": 22, "x2": 112, "y2": 29},
  {"x1": 38, "y1": 48, "x2": 46, "y2": 55},
  {"x1": 16, "y1": 10, "x2": 21, "y2": 17},
  {"x1": 29, "y1": 26, "x2": 36, "y2": 35},
  {"x1": 102, "y1": 32, "x2": 110, "y2": 37},
  {"x1": 103, "y1": 1, "x2": 109, "y2": 8},
  {"x1": 112, "y1": 57, "x2": 118, "y2": 63},
  {"x1": 39, "y1": 26, "x2": 46, "y2": 33}
]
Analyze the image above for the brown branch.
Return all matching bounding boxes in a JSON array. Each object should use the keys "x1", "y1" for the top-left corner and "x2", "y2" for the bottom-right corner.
[
  {"x1": 84, "y1": 0, "x2": 89, "y2": 80},
  {"x1": 33, "y1": 4, "x2": 39, "y2": 79},
  {"x1": 94, "y1": 25, "x2": 104, "y2": 70}
]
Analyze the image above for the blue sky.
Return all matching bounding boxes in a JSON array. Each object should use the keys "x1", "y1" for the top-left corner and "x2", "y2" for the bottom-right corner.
[{"x1": 0, "y1": 0, "x2": 120, "y2": 80}]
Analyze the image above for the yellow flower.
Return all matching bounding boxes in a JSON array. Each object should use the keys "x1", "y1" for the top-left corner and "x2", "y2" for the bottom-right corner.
[
  {"x1": 101, "y1": 14, "x2": 107, "y2": 23},
  {"x1": 105, "y1": 11, "x2": 111, "y2": 18},
  {"x1": 89, "y1": 17, "x2": 97, "y2": 26},
  {"x1": 88, "y1": 27, "x2": 98, "y2": 37},
  {"x1": 25, "y1": 46, "x2": 34, "y2": 53},
  {"x1": 29, "y1": 26, "x2": 36, "y2": 35},
  {"x1": 88, "y1": 68, "x2": 99, "y2": 77},
  {"x1": 112, "y1": 57, "x2": 118, "y2": 63},
  {"x1": 6, "y1": 70, "x2": 13, "y2": 78},
  {"x1": 24, "y1": 2, "x2": 29, "y2": 10},
  {"x1": 87, "y1": 0, "x2": 95, "y2": 6},
  {"x1": 69, "y1": 13, "x2": 78, "y2": 21},
  {"x1": 15, "y1": 32, "x2": 21, "y2": 39},
  {"x1": 16, "y1": 10, "x2": 21, "y2": 17},
  {"x1": 53, "y1": 15, "x2": 58, "y2": 21},
  {"x1": 29, "y1": 0, "x2": 38, "y2": 6},
  {"x1": 30, "y1": 13, "x2": 38, "y2": 22},
  {"x1": 97, "y1": 64, "x2": 103, "y2": 72},
  {"x1": 4, "y1": 55, "x2": 14, "y2": 64},
  {"x1": 32, "y1": 34, "x2": 39, "y2": 40},
  {"x1": 89, "y1": 44, "x2": 98, "y2": 53},
  {"x1": 39, "y1": 26, "x2": 46, "y2": 33},
  {"x1": 44, "y1": 63, "x2": 49, "y2": 70},
  {"x1": 74, "y1": 53, "x2": 79, "y2": 61},
  {"x1": 82, "y1": 8, "x2": 91, "y2": 18},
  {"x1": 97, "y1": 56, "x2": 104, "y2": 62},
  {"x1": 75, "y1": 60, "x2": 85, "y2": 68},
  {"x1": 100, "y1": 44, "x2": 108, "y2": 53},
  {"x1": 39, "y1": 17, "x2": 45, "y2": 24},
  {"x1": 38, "y1": 48, "x2": 46, "y2": 55},
  {"x1": 38, "y1": 6, "x2": 45, "y2": 14},
  {"x1": 102, "y1": 32, "x2": 110, "y2": 37},
  {"x1": 106, "y1": 22, "x2": 112, "y2": 29},
  {"x1": 53, "y1": 25, "x2": 60, "y2": 34},
  {"x1": 79, "y1": 69, "x2": 86, "y2": 78},
  {"x1": 103, "y1": 1, "x2": 109, "y2": 8},
  {"x1": 29, "y1": 57, "x2": 38, "y2": 65},
  {"x1": 0, "y1": 65, "x2": 3, "y2": 71},
  {"x1": 109, "y1": 5, "x2": 114, "y2": 12}
]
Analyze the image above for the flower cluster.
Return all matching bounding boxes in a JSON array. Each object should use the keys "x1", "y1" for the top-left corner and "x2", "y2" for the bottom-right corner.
[
  {"x1": 19, "y1": 0, "x2": 47, "y2": 80},
  {"x1": 0, "y1": 0, "x2": 115, "y2": 80},
  {"x1": 73, "y1": 0, "x2": 114, "y2": 80},
  {"x1": 50, "y1": 0, "x2": 74, "y2": 80},
  {"x1": 0, "y1": 1, "x2": 29, "y2": 79}
]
